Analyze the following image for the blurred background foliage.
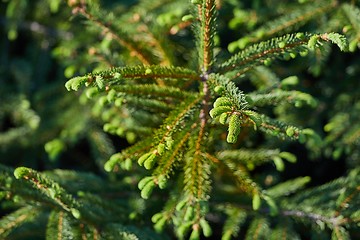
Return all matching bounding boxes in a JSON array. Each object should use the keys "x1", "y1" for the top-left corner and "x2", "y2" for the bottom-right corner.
[{"x1": 0, "y1": 0, "x2": 359, "y2": 239}]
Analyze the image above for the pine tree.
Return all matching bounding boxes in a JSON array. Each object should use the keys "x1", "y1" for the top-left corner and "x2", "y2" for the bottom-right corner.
[{"x1": 1, "y1": 0, "x2": 359, "y2": 239}]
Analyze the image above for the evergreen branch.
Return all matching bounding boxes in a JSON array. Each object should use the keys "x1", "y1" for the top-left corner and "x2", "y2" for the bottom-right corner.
[
  {"x1": 111, "y1": 85, "x2": 191, "y2": 100},
  {"x1": 258, "y1": 114, "x2": 302, "y2": 140},
  {"x1": 0, "y1": 206, "x2": 39, "y2": 238},
  {"x1": 197, "y1": 79, "x2": 211, "y2": 156},
  {"x1": 65, "y1": 66, "x2": 199, "y2": 91},
  {"x1": 336, "y1": 185, "x2": 360, "y2": 215},
  {"x1": 221, "y1": 158, "x2": 261, "y2": 196},
  {"x1": 221, "y1": 208, "x2": 247, "y2": 240},
  {"x1": 320, "y1": 33, "x2": 348, "y2": 52},
  {"x1": 140, "y1": 24, "x2": 175, "y2": 66},
  {"x1": 270, "y1": 223, "x2": 300, "y2": 240},
  {"x1": 209, "y1": 75, "x2": 266, "y2": 143},
  {"x1": 343, "y1": 124, "x2": 360, "y2": 145},
  {"x1": 194, "y1": 142, "x2": 211, "y2": 202},
  {"x1": 245, "y1": 217, "x2": 270, "y2": 240},
  {"x1": 280, "y1": 168, "x2": 360, "y2": 228},
  {"x1": 220, "y1": 33, "x2": 309, "y2": 74},
  {"x1": 105, "y1": 137, "x2": 154, "y2": 172},
  {"x1": 3, "y1": 0, "x2": 360, "y2": 238},
  {"x1": 202, "y1": 152, "x2": 220, "y2": 164},
  {"x1": 77, "y1": 190, "x2": 135, "y2": 224},
  {"x1": 136, "y1": 96, "x2": 202, "y2": 172},
  {"x1": 199, "y1": 0, "x2": 217, "y2": 71},
  {"x1": 231, "y1": 1, "x2": 338, "y2": 50},
  {"x1": 217, "y1": 148, "x2": 295, "y2": 171},
  {"x1": 101, "y1": 223, "x2": 164, "y2": 240},
  {"x1": 219, "y1": 32, "x2": 347, "y2": 77},
  {"x1": 266, "y1": 177, "x2": 311, "y2": 198},
  {"x1": 332, "y1": 226, "x2": 351, "y2": 240},
  {"x1": 195, "y1": 116, "x2": 207, "y2": 155},
  {"x1": 248, "y1": 66, "x2": 280, "y2": 90},
  {"x1": 155, "y1": 95, "x2": 203, "y2": 148},
  {"x1": 324, "y1": 102, "x2": 360, "y2": 147},
  {"x1": 46, "y1": 211, "x2": 80, "y2": 240},
  {"x1": 79, "y1": 224, "x2": 100, "y2": 240},
  {"x1": 109, "y1": 65, "x2": 199, "y2": 81},
  {"x1": 217, "y1": 148, "x2": 280, "y2": 162},
  {"x1": 287, "y1": 168, "x2": 360, "y2": 206},
  {"x1": 281, "y1": 210, "x2": 347, "y2": 228},
  {"x1": 44, "y1": 170, "x2": 125, "y2": 196},
  {"x1": 151, "y1": 198, "x2": 178, "y2": 233},
  {"x1": 227, "y1": 202, "x2": 353, "y2": 232},
  {"x1": 73, "y1": 5, "x2": 152, "y2": 65},
  {"x1": 150, "y1": 32, "x2": 174, "y2": 67},
  {"x1": 88, "y1": 129, "x2": 116, "y2": 168},
  {"x1": 342, "y1": 4, "x2": 360, "y2": 36},
  {"x1": 0, "y1": 163, "x2": 14, "y2": 187},
  {"x1": 121, "y1": 96, "x2": 174, "y2": 112},
  {"x1": 208, "y1": 74, "x2": 248, "y2": 111},
  {"x1": 153, "y1": 130, "x2": 191, "y2": 179},
  {"x1": 182, "y1": 142, "x2": 213, "y2": 238},
  {"x1": 184, "y1": 140, "x2": 212, "y2": 201},
  {"x1": 248, "y1": 89, "x2": 317, "y2": 108},
  {"x1": 13, "y1": 167, "x2": 82, "y2": 219}
]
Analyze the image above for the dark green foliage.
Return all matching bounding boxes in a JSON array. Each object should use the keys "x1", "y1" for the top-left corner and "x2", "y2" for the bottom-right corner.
[{"x1": 1, "y1": 0, "x2": 359, "y2": 239}]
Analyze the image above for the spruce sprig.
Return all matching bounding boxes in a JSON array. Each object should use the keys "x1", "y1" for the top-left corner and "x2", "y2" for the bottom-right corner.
[{"x1": 62, "y1": 0, "x2": 352, "y2": 239}]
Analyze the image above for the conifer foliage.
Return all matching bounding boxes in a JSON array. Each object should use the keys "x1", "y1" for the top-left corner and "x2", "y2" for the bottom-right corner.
[{"x1": 1, "y1": 0, "x2": 359, "y2": 239}]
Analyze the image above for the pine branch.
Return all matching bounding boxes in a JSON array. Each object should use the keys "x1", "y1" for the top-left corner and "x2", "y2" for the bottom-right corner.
[
  {"x1": 281, "y1": 210, "x2": 348, "y2": 229},
  {"x1": 182, "y1": 147, "x2": 213, "y2": 238},
  {"x1": 248, "y1": 89, "x2": 317, "y2": 108},
  {"x1": 101, "y1": 223, "x2": 165, "y2": 240},
  {"x1": 281, "y1": 168, "x2": 360, "y2": 228},
  {"x1": 332, "y1": 226, "x2": 351, "y2": 240},
  {"x1": 52, "y1": 0, "x2": 360, "y2": 239},
  {"x1": 65, "y1": 65, "x2": 200, "y2": 91},
  {"x1": 245, "y1": 217, "x2": 270, "y2": 240},
  {"x1": 248, "y1": 66, "x2": 280, "y2": 90},
  {"x1": 220, "y1": 33, "x2": 309, "y2": 74},
  {"x1": 198, "y1": 0, "x2": 217, "y2": 72},
  {"x1": 72, "y1": 3, "x2": 152, "y2": 65},
  {"x1": 0, "y1": 206, "x2": 39, "y2": 238},
  {"x1": 230, "y1": 0, "x2": 338, "y2": 50},
  {"x1": 120, "y1": 95, "x2": 175, "y2": 112},
  {"x1": 87, "y1": 129, "x2": 116, "y2": 167},
  {"x1": 183, "y1": 139, "x2": 212, "y2": 201},
  {"x1": 266, "y1": 177, "x2": 311, "y2": 198},
  {"x1": 78, "y1": 223, "x2": 100, "y2": 240},
  {"x1": 270, "y1": 222, "x2": 300, "y2": 240},
  {"x1": 221, "y1": 158, "x2": 261, "y2": 196},
  {"x1": 342, "y1": 3, "x2": 360, "y2": 52},
  {"x1": 221, "y1": 207, "x2": 247, "y2": 240},
  {"x1": 208, "y1": 74, "x2": 248, "y2": 111},
  {"x1": 13, "y1": 167, "x2": 82, "y2": 220},
  {"x1": 105, "y1": 137, "x2": 154, "y2": 172},
  {"x1": 153, "y1": 129, "x2": 191, "y2": 179},
  {"x1": 217, "y1": 149, "x2": 296, "y2": 171},
  {"x1": 219, "y1": 32, "x2": 348, "y2": 77},
  {"x1": 137, "y1": 129, "x2": 193, "y2": 198},
  {"x1": 258, "y1": 114, "x2": 305, "y2": 140},
  {"x1": 125, "y1": 16, "x2": 176, "y2": 66},
  {"x1": 153, "y1": 95, "x2": 203, "y2": 151},
  {"x1": 46, "y1": 211, "x2": 81, "y2": 240},
  {"x1": 131, "y1": 95, "x2": 202, "y2": 178}
]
